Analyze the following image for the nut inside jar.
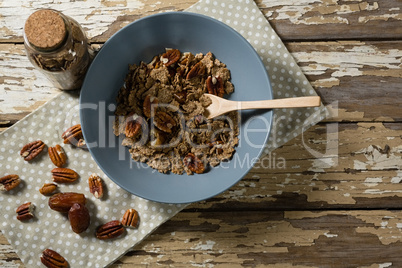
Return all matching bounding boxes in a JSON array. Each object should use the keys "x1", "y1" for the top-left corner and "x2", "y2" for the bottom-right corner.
[{"x1": 113, "y1": 49, "x2": 239, "y2": 175}]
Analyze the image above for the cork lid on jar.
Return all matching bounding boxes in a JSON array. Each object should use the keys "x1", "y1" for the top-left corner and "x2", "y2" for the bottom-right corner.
[{"x1": 24, "y1": 9, "x2": 67, "y2": 50}]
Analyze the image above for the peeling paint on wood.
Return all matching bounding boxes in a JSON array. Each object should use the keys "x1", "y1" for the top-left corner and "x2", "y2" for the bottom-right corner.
[
  {"x1": 1, "y1": 0, "x2": 402, "y2": 267},
  {"x1": 1, "y1": 41, "x2": 401, "y2": 121},
  {"x1": 0, "y1": 0, "x2": 196, "y2": 41},
  {"x1": 256, "y1": 0, "x2": 402, "y2": 40}
]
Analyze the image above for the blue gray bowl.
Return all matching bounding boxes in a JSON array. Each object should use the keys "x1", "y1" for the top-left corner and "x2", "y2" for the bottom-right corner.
[{"x1": 80, "y1": 12, "x2": 272, "y2": 203}]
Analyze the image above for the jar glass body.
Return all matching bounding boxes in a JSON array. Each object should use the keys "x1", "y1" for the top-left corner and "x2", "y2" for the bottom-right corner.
[{"x1": 24, "y1": 10, "x2": 92, "y2": 90}]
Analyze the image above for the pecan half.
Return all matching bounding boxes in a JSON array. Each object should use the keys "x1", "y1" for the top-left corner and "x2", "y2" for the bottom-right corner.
[
  {"x1": 96, "y1": 220, "x2": 125, "y2": 240},
  {"x1": 153, "y1": 111, "x2": 176, "y2": 133},
  {"x1": 125, "y1": 113, "x2": 145, "y2": 138},
  {"x1": 161, "y1": 49, "x2": 181, "y2": 66},
  {"x1": 61, "y1": 124, "x2": 83, "y2": 146},
  {"x1": 16, "y1": 202, "x2": 34, "y2": 221},
  {"x1": 121, "y1": 208, "x2": 139, "y2": 228},
  {"x1": 41, "y1": 249, "x2": 68, "y2": 268},
  {"x1": 186, "y1": 61, "x2": 205, "y2": 80},
  {"x1": 0, "y1": 174, "x2": 21, "y2": 191},
  {"x1": 48, "y1": 145, "x2": 67, "y2": 167},
  {"x1": 143, "y1": 95, "x2": 159, "y2": 118},
  {"x1": 183, "y1": 153, "x2": 205, "y2": 174},
  {"x1": 68, "y1": 203, "x2": 90, "y2": 234},
  {"x1": 206, "y1": 75, "x2": 224, "y2": 97},
  {"x1": 20, "y1": 140, "x2": 45, "y2": 161},
  {"x1": 88, "y1": 173, "x2": 104, "y2": 199},
  {"x1": 48, "y1": 192, "x2": 86, "y2": 213},
  {"x1": 39, "y1": 183, "x2": 58, "y2": 196},
  {"x1": 51, "y1": 168, "x2": 79, "y2": 183}
]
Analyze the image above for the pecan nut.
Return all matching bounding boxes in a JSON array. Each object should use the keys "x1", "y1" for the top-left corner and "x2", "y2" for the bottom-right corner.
[
  {"x1": 143, "y1": 95, "x2": 159, "y2": 118},
  {"x1": 160, "y1": 49, "x2": 181, "y2": 66},
  {"x1": 0, "y1": 174, "x2": 21, "y2": 191},
  {"x1": 206, "y1": 75, "x2": 224, "y2": 97},
  {"x1": 125, "y1": 113, "x2": 146, "y2": 138},
  {"x1": 88, "y1": 173, "x2": 104, "y2": 199},
  {"x1": 153, "y1": 111, "x2": 176, "y2": 133},
  {"x1": 48, "y1": 192, "x2": 86, "y2": 213},
  {"x1": 16, "y1": 202, "x2": 34, "y2": 221},
  {"x1": 51, "y1": 168, "x2": 79, "y2": 183},
  {"x1": 96, "y1": 220, "x2": 125, "y2": 240},
  {"x1": 121, "y1": 208, "x2": 139, "y2": 228},
  {"x1": 68, "y1": 203, "x2": 90, "y2": 234},
  {"x1": 186, "y1": 61, "x2": 205, "y2": 80},
  {"x1": 39, "y1": 183, "x2": 58, "y2": 196},
  {"x1": 61, "y1": 124, "x2": 83, "y2": 146},
  {"x1": 41, "y1": 249, "x2": 68, "y2": 268},
  {"x1": 48, "y1": 145, "x2": 67, "y2": 167},
  {"x1": 20, "y1": 140, "x2": 45, "y2": 161},
  {"x1": 183, "y1": 153, "x2": 205, "y2": 174}
]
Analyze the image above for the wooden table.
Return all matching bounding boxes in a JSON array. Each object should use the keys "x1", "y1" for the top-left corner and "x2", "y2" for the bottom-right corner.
[{"x1": 1, "y1": 1, "x2": 402, "y2": 267}]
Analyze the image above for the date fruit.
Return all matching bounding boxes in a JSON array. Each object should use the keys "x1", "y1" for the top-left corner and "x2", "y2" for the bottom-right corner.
[
  {"x1": 48, "y1": 192, "x2": 86, "y2": 213},
  {"x1": 68, "y1": 203, "x2": 90, "y2": 234}
]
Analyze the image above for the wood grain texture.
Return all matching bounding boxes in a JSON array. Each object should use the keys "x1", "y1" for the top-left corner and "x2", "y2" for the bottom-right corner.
[
  {"x1": 95, "y1": 211, "x2": 402, "y2": 267},
  {"x1": 257, "y1": 0, "x2": 402, "y2": 41},
  {"x1": 1, "y1": 0, "x2": 402, "y2": 267},
  {"x1": 187, "y1": 122, "x2": 402, "y2": 211},
  {"x1": 1, "y1": 41, "x2": 401, "y2": 124},
  {"x1": 1, "y1": 0, "x2": 401, "y2": 42}
]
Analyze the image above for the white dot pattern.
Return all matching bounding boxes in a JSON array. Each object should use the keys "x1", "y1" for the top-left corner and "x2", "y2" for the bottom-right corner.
[
  {"x1": 0, "y1": 91, "x2": 185, "y2": 267},
  {"x1": 0, "y1": 0, "x2": 327, "y2": 267}
]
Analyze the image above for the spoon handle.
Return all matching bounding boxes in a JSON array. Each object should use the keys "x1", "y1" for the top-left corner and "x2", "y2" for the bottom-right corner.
[{"x1": 230, "y1": 96, "x2": 321, "y2": 110}]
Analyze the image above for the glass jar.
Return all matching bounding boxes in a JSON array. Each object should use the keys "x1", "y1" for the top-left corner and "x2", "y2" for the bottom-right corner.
[{"x1": 24, "y1": 9, "x2": 93, "y2": 90}]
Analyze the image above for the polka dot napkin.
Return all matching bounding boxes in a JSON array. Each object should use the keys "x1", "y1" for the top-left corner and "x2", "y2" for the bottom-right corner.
[{"x1": 0, "y1": 0, "x2": 327, "y2": 267}]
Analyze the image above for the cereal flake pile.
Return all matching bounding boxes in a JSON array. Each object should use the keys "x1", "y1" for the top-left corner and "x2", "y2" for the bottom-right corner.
[{"x1": 114, "y1": 49, "x2": 239, "y2": 175}]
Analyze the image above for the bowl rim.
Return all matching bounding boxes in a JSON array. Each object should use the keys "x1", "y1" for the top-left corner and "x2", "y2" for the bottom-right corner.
[{"x1": 80, "y1": 11, "x2": 273, "y2": 203}]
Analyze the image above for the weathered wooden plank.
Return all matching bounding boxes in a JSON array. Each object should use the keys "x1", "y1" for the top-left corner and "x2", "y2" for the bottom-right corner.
[
  {"x1": 0, "y1": 0, "x2": 195, "y2": 42},
  {"x1": 257, "y1": 0, "x2": 402, "y2": 41},
  {"x1": 1, "y1": 0, "x2": 401, "y2": 42},
  {"x1": 188, "y1": 122, "x2": 402, "y2": 210},
  {"x1": 287, "y1": 41, "x2": 402, "y2": 121},
  {"x1": 2, "y1": 210, "x2": 402, "y2": 267},
  {"x1": 1, "y1": 41, "x2": 401, "y2": 122},
  {"x1": 0, "y1": 234, "x2": 22, "y2": 268},
  {"x1": 79, "y1": 210, "x2": 402, "y2": 267}
]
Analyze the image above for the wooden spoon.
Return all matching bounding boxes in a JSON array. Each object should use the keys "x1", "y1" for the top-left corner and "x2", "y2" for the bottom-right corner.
[{"x1": 204, "y1": 94, "x2": 321, "y2": 119}]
